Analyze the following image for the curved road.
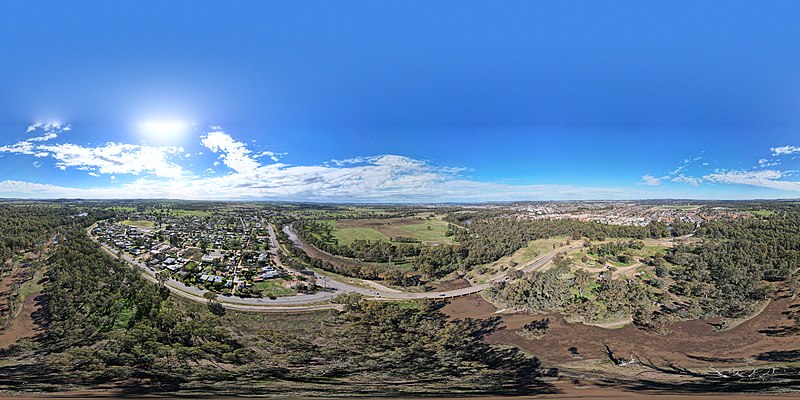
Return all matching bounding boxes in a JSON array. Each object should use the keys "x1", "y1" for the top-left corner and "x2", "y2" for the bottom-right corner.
[
  {"x1": 87, "y1": 222, "x2": 577, "y2": 312},
  {"x1": 282, "y1": 225, "x2": 582, "y2": 299}
]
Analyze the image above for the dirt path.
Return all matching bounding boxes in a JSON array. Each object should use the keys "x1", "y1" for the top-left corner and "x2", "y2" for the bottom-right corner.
[{"x1": 0, "y1": 295, "x2": 41, "y2": 349}]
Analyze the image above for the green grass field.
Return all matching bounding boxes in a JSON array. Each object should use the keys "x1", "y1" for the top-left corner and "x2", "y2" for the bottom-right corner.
[
  {"x1": 327, "y1": 217, "x2": 454, "y2": 245},
  {"x1": 120, "y1": 219, "x2": 155, "y2": 228},
  {"x1": 332, "y1": 226, "x2": 391, "y2": 244},
  {"x1": 752, "y1": 209, "x2": 776, "y2": 217},
  {"x1": 393, "y1": 220, "x2": 453, "y2": 243}
]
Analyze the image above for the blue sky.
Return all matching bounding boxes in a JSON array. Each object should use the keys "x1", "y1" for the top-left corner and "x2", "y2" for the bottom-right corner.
[{"x1": 1, "y1": 0, "x2": 800, "y2": 201}]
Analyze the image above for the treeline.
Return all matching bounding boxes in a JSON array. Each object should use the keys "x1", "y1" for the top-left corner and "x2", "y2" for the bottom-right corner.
[
  {"x1": 294, "y1": 220, "x2": 419, "y2": 262},
  {"x1": 667, "y1": 211, "x2": 800, "y2": 318},
  {"x1": 278, "y1": 225, "x2": 392, "y2": 280}
]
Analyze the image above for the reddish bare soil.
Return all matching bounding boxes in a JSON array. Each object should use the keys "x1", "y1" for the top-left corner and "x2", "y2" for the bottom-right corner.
[
  {"x1": 0, "y1": 294, "x2": 41, "y2": 349},
  {"x1": 443, "y1": 295, "x2": 800, "y2": 368},
  {"x1": 0, "y1": 260, "x2": 43, "y2": 349},
  {"x1": 429, "y1": 277, "x2": 472, "y2": 291}
]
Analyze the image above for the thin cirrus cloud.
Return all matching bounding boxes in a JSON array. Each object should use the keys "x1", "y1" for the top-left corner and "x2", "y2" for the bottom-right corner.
[{"x1": 703, "y1": 169, "x2": 800, "y2": 191}]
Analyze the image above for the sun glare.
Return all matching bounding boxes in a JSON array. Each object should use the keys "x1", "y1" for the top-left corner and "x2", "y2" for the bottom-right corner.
[{"x1": 138, "y1": 120, "x2": 189, "y2": 143}]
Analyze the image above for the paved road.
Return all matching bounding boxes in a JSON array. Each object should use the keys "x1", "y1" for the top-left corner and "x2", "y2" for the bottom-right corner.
[
  {"x1": 88, "y1": 223, "x2": 343, "y2": 312},
  {"x1": 87, "y1": 221, "x2": 574, "y2": 311},
  {"x1": 283, "y1": 225, "x2": 581, "y2": 299}
]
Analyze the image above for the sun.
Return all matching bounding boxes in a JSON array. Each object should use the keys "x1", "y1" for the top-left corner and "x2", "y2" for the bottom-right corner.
[{"x1": 138, "y1": 120, "x2": 190, "y2": 143}]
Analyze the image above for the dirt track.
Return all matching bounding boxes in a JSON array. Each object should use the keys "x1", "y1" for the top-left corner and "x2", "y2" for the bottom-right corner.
[{"x1": 0, "y1": 294, "x2": 41, "y2": 349}]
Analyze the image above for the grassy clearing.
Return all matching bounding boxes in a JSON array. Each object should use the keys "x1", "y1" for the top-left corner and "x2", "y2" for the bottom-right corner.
[
  {"x1": 568, "y1": 239, "x2": 669, "y2": 271},
  {"x1": 120, "y1": 219, "x2": 155, "y2": 229},
  {"x1": 752, "y1": 209, "x2": 776, "y2": 217},
  {"x1": 333, "y1": 226, "x2": 390, "y2": 244},
  {"x1": 105, "y1": 206, "x2": 136, "y2": 212},
  {"x1": 12, "y1": 267, "x2": 45, "y2": 318},
  {"x1": 328, "y1": 217, "x2": 454, "y2": 245},
  {"x1": 167, "y1": 209, "x2": 213, "y2": 217},
  {"x1": 394, "y1": 219, "x2": 453, "y2": 243},
  {"x1": 464, "y1": 237, "x2": 568, "y2": 283},
  {"x1": 254, "y1": 279, "x2": 297, "y2": 297},
  {"x1": 113, "y1": 304, "x2": 135, "y2": 330}
]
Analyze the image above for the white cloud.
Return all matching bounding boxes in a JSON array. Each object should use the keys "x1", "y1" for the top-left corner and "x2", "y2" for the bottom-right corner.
[
  {"x1": 27, "y1": 132, "x2": 59, "y2": 142},
  {"x1": 639, "y1": 175, "x2": 661, "y2": 186},
  {"x1": 2, "y1": 137, "x2": 186, "y2": 178},
  {"x1": 670, "y1": 158, "x2": 691, "y2": 175},
  {"x1": 254, "y1": 150, "x2": 286, "y2": 162},
  {"x1": 671, "y1": 175, "x2": 702, "y2": 186},
  {"x1": 35, "y1": 142, "x2": 185, "y2": 178},
  {"x1": 24, "y1": 122, "x2": 69, "y2": 141},
  {"x1": 703, "y1": 169, "x2": 800, "y2": 191},
  {"x1": 0, "y1": 124, "x2": 66, "y2": 154},
  {"x1": 0, "y1": 141, "x2": 36, "y2": 155},
  {"x1": 758, "y1": 158, "x2": 780, "y2": 168},
  {"x1": 201, "y1": 130, "x2": 261, "y2": 173},
  {"x1": 771, "y1": 145, "x2": 800, "y2": 156},
  {"x1": 0, "y1": 127, "x2": 693, "y2": 201}
]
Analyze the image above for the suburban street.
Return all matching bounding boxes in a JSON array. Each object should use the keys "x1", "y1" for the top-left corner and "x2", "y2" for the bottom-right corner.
[{"x1": 87, "y1": 222, "x2": 573, "y2": 311}]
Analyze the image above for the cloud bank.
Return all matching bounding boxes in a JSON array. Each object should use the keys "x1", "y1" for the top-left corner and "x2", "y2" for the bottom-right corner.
[{"x1": 2, "y1": 125, "x2": 800, "y2": 201}]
